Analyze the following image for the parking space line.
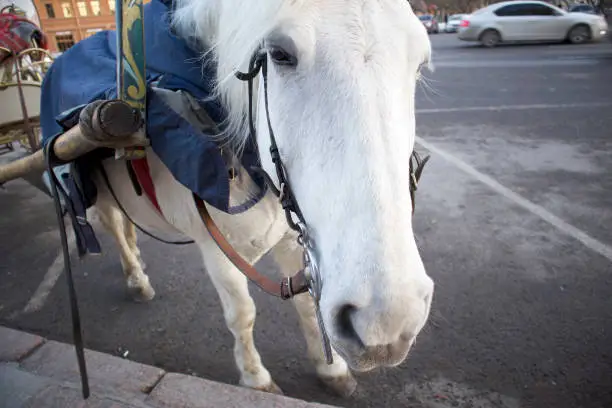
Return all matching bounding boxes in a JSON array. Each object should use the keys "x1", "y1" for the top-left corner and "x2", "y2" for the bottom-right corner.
[
  {"x1": 21, "y1": 228, "x2": 77, "y2": 315},
  {"x1": 431, "y1": 60, "x2": 600, "y2": 68},
  {"x1": 416, "y1": 102, "x2": 612, "y2": 114},
  {"x1": 416, "y1": 136, "x2": 612, "y2": 263}
]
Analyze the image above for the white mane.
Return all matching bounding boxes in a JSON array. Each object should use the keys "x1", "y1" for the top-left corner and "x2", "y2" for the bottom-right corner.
[{"x1": 171, "y1": 0, "x2": 301, "y2": 152}]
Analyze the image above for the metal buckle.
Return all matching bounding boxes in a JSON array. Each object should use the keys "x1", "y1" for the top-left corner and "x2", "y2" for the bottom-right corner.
[
  {"x1": 298, "y1": 224, "x2": 321, "y2": 300},
  {"x1": 296, "y1": 222, "x2": 333, "y2": 364}
]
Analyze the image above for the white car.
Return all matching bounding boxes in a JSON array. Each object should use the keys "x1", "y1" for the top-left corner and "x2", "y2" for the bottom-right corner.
[
  {"x1": 445, "y1": 14, "x2": 467, "y2": 33},
  {"x1": 457, "y1": 0, "x2": 609, "y2": 47}
]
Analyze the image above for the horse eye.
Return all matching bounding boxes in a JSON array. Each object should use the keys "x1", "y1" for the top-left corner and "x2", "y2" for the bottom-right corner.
[{"x1": 269, "y1": 47, "x2": 297, "y2": 66}]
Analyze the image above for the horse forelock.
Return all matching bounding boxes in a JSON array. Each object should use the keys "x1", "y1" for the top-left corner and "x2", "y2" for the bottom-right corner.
[
  {"x1": 170, "y1": 0, "x2": 429, "y2": 155},
  {"x1": 171, "y1": 0, "x2": 304, "y2": 154}
]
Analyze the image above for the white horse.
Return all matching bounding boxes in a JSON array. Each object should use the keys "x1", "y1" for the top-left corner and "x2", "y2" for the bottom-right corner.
[{"x1": 88, "y1": 0, "x2": 435, "y2": 398}]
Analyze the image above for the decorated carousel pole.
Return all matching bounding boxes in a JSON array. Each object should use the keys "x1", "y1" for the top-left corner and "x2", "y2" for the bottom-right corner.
[
  {"x1": 67, "y1": 2, "x2": 148, "y2": 399},
  {"x1": 0, "y1": 0, "x2": 148, "y2": 184},
  {"x1": 114, "y1": 0, "x2": 147, "y2": 160}
]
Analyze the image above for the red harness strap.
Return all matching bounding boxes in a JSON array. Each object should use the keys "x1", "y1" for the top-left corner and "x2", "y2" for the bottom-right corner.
[{"x1": 129, "y1": 157, "x2": 162, "y2": 213}]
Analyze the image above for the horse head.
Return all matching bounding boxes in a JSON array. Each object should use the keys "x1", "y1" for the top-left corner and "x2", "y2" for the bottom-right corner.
[{"x1": 173, "y1": 0, "x2": 435, "y2": 373}]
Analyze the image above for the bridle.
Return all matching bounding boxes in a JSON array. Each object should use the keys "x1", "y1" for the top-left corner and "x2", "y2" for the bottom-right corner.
[{"x1": 197, "y1": 46, "x2": 430, "y2": 365}]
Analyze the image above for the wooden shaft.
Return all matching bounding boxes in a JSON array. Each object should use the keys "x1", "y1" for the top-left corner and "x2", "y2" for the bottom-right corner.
[
  {"x1": 0, "y1": 149, "x2": 46, "y2": 183},
  {"x1": 0, "y1": 99, "x2": 145, "y2": 185}
]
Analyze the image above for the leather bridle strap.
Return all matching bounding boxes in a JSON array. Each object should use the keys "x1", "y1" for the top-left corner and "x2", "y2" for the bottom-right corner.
[
  {"x1": 409, "y1": 150, "x2": 430, "y2": 215},
  {"x1": 194, "y1": 194, "x2": 309, "y2": 299},
  {"x1": 235, "y1": 48, "x2": 306, "y2": 233}
]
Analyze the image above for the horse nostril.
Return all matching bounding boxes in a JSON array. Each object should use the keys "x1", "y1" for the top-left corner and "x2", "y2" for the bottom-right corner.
[{"x1": 336, "y1": 304, "x2": 359, "y2": 341}]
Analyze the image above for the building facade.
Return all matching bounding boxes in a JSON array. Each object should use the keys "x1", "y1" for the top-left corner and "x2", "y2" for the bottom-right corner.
[{"x1": 33, "y1": 0, "x2": 149, "y2": 53}]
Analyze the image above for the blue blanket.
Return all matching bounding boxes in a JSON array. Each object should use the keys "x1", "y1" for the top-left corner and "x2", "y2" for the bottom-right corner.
[{"x1": 40, "y1": 0, "x2": 264, "y2": 213}]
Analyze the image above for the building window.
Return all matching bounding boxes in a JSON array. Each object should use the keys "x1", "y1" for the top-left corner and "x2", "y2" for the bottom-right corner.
[
  {"x1": 44, "y1": 3, "x2": 56, "y2": 18},
  {"x1": 77, "y1": 2, "x2": 88, "y2": 16},
  {"x1": 61, "y1": 2, "x2": 73, "y2": 17},
  {"x1": 55, "y1": 33, "x2": 75, "y2": 51},
  {"x1": 84, "y1": 28, "x2": 102, "y2": 38},
  {"x1": 108, "y1": 0, "x2": 115, "y2": 14},
  {"x1": 90, "y1": 0, "x2": 101, "y2": 15}
]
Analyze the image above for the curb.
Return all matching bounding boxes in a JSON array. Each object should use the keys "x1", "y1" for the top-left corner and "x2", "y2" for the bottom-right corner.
[{"x1": 0, "y1": 325, "x2": 337, "y2": 408}]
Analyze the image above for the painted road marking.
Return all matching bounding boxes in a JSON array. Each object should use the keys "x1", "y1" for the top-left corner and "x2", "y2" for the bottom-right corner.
[
  {"x1": 416, "y1": 102, "x2": 612, "y2": 114},
  {"x1": 430, "y1": 60, "x2": 599, "y2": 68},
  {"x1": 21, "y1": 228, "x2": 77, "y2": 315},
  {"x1": 416, "y1": 136, "x2": 612, "y2": 263}
]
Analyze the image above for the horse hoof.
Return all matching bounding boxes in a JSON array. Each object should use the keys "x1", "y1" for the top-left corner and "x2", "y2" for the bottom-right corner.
[
  {"x1": 319, "y1": 372, "x2": 358, "y2": 398},
  {"x1": 254, "y1": 381, "x2": 284, "y2": 395},
  {"x1": 128, "y1": 284, "x2": 156, "y2": 302}
]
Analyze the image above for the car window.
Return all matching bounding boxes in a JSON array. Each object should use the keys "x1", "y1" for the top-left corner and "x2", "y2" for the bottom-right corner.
[
  {"x1": 494, "y1": 4, "x2": 521, "y2": 16},
  {"x1": 495, "y1": 3, "x2": 557, "y2": 16},
  {"x1": 526, "y1": 4, "x2": 558, "y2": 15}
]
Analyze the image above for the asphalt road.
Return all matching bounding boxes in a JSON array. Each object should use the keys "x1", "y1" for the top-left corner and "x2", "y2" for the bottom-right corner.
[{"x1": 2, "y1": 34, "x2": 612, "y2": 408}]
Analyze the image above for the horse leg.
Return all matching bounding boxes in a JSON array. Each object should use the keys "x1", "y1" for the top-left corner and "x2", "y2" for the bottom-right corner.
[
  {"x1": 197, "y1": 239, "x2": 281, "y2": 394},
  {"x1": 123, "y1": 216, "x2": 146, "y2": 271},
  {"x1": 94, "y1": 200, "x2": 155, "y2": 302},
  {"x1": 270, "y1": 234, "x2": 357, "y2": 397}
]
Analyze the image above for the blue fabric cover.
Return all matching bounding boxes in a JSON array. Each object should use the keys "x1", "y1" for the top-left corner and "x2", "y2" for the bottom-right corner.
[{"x1": 39, "y1": 0, "x2": 264, "y2": 213}]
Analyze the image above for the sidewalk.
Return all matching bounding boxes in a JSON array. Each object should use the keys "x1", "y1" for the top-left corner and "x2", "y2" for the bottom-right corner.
[{"x1": 0, "y1": 325, "x2": 337, "y2": 408}]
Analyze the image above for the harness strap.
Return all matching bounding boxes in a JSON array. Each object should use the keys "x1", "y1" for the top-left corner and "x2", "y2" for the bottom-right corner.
[
  {"x1": 409, "y1": 150, "x2": 430, "y2": 214},
  {"x1": 129, "y1": 157, "x2": 162, "y2": 213},
  {"x1": 126, "y1": 160, "x2": 143, "y2": 196},
  {"x1": 43, "y1": 133, "x2": 90, "y2": 399},
  {"x1": 193, "y1": 194, "x2": 309, "y2": 300},
  {"x1": 120, "y1": 142, "x2": 308, "y2": 299},
  {"x1": 120, "y1": 147, "x2": 309, "y2": 299},
  {"x1": 62, "y1": 172, "x2": 102, "y2": 256}
]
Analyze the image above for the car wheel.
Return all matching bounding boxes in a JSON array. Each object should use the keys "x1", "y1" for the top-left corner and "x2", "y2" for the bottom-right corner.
[
  {"x1": 480, "y1": 29, "x2": 501, "y2": 48},
  {"x1": 568, "y1": 24, "x2": 590, "y2": 44}
]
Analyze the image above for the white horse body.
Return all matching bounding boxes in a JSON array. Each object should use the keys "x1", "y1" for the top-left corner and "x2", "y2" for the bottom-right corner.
[{"x1": 89, "y1": 0, "x2": 435, "y2": 397}]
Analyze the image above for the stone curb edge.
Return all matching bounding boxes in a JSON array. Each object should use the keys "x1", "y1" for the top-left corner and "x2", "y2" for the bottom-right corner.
[{"x1": 0, "y1": 325, "x2": 338, "y2": 408}]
